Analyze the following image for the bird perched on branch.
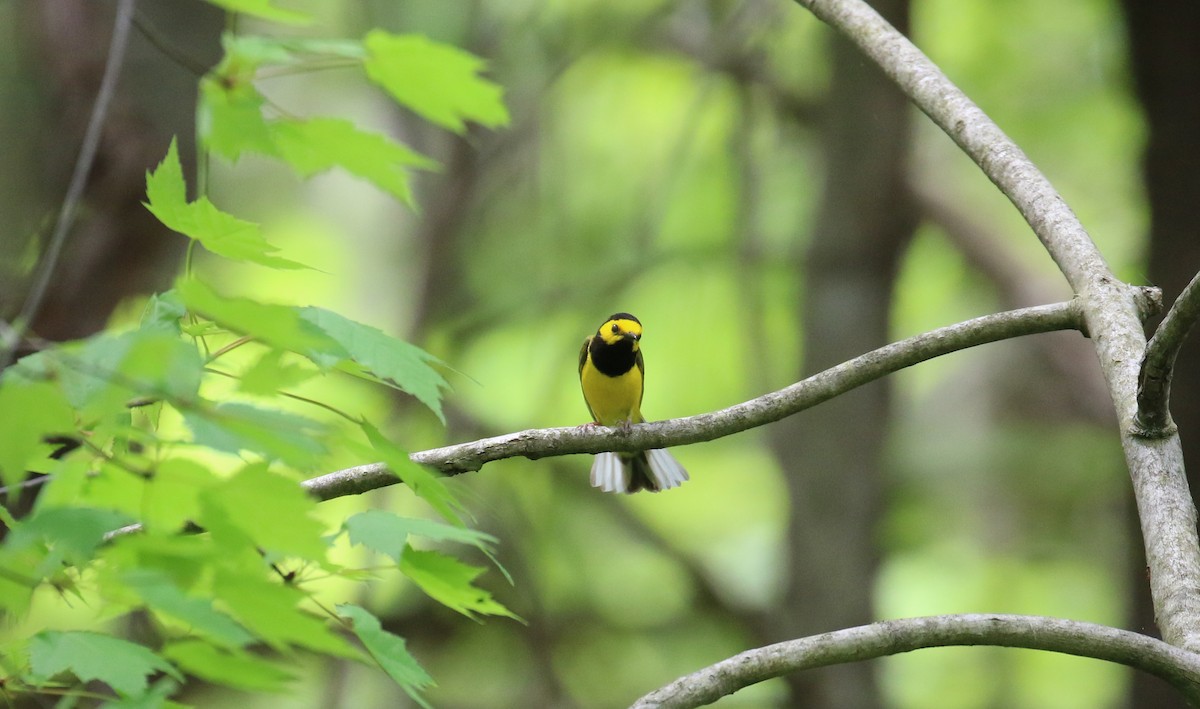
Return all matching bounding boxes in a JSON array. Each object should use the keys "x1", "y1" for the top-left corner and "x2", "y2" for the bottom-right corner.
[{"x1": 578, "y1": 313, "x2": 689, "y2": 493}]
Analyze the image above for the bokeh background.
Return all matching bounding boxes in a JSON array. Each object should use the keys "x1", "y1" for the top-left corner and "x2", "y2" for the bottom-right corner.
[{"x1": 2, "y1": 0, "x2": 1198, "y2": 707}]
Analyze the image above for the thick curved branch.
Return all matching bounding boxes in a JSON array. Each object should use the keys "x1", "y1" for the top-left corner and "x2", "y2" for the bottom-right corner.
[
  {"x1": 1137, "y1": 270, "x2": 1200, "y2": 437},
  {"x1": 794, "y1": 0, "x2": 1200, "y2": 654},
  {"x1": 630, "y1": 614, "x2": 1200, "y2": 709},
  {"x1": 304, "y1": 300, "x2": 1083, "y2": 501},
  {"x1": 795, "y1": 0, "x2": 1122, "y2": 307}
]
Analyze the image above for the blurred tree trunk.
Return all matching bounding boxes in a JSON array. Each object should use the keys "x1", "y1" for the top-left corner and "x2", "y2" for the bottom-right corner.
[
  {"x1": 0, "y1": 1, "x2": 220, "y2": 343},
  {"x1": 766, "y1": 0, "x2": 915, "y2": 706},
  {"x1": 1122, "y1": 1, "x2": 1200, "y2": 707},
  {"x1": 0, "y1": 1, "x2": 219, "y2": 538}
]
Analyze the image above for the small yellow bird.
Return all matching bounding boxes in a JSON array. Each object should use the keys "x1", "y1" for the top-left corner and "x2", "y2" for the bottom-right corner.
[{"x1": 578, "y1": 313, "x2": 688, "y2": 493}]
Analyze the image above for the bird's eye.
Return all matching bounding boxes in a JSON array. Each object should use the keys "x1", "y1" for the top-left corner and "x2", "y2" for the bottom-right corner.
[{"x1": 611, "y1": 324, "x2": 619, "y2": 333}]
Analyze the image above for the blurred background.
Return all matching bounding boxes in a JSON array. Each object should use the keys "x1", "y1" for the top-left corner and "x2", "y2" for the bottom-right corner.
[{"x1": 2, "y1": 0, "x2": 1199, "y2": 707}]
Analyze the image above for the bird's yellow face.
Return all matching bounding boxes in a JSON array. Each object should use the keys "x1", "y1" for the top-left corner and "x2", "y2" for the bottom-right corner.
[{"x1": 597, "y1": 316, "x2": 643, "y2": 350}]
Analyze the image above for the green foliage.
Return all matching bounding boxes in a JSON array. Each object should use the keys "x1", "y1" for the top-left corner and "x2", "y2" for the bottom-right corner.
[
  {"x1": 28, "y1": 631, "x2": 182, "y2": 698},
  {"x1": 339, "y1": 604, "x2": 435, "y2": 708},
  {"x1": 196, "y1": 27, "x2": 505, "y2": 206},
  {"x1": 269, "y1": 118, "x2": 438, "y2": 205},
  {"x1": 358, "y1": 419, "x2": 465, "y2": 523},
  {"x1": 121, "y1": 569, "x2": 255, "y2": 647},
  {"x1": 163, "y1": 640, "x2": 293, "y2": 692},
  {"x1": 341, "y1": 509, "x2": 498, "y2": 563},
  {"x1": 196, "y1": 462, "x2": 328, "y2": 559},
  {"x1": 182, "y1": 401, "x2": 329, "y2": 468},
  {"x1": 0, "y1": 378, "x2": 73, "y2": 488},
  {"x1": 363, "y1": 31, "x2": 510, "y2": 133},
  {"x1": 299, "y1": 307, "x2": 450, "y2": 421},
  {"x1": 400, "y1": 548, "x2": 521, "y2": 622},
  {"x1": 12, "y1": 507, "x2": 132, "y2": 570},
  {"x1": 146, "y1": 140, "x2": 308, "y2": 269},
  {"x1": 202, "y1": 0, "x2": 310, "y2": 26},
  {"x1": 0, "y1": 3, "x2": 513, "y2": 706}
]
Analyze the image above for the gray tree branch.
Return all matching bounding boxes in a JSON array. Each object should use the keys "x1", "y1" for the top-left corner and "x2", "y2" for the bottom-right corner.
[
  {"x1": 1137, "y1": 270, "x2": 1200, "y2": 437},
  {"x1": 629, "y1": 614, "x2": 1200, "y2": 709},
  {"x1": 303, "y1": 300, "x2": 1085, "y2": 501},
  {"x1": 792, "y1": 0, "x2": 1200, "y2": 654},
  {"x1": 99, "y1": 300, "x2": 1094, "y2": 543}
]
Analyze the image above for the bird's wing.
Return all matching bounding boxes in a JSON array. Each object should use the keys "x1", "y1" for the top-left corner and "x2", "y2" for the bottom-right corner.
[
  {"x1": 578, "y1": 336, "x2": 591, "y2": 376},
  {"x1": 635, "y1": 347, "x2": 645, "y2": 420},
  {"x1": 579, "y1": 336, "x2": 599, "y2": 422}
]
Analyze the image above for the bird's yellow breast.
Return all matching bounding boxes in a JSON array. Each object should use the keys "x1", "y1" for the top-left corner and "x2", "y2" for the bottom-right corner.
[{"x1": 581, "y1": 356, "x2": 643, "y2": 426}]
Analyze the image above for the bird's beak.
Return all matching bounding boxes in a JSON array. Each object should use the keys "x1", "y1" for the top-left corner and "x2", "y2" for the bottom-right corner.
[{"x1": 624, "y1": 333, "x2": 641, "y2": 342}]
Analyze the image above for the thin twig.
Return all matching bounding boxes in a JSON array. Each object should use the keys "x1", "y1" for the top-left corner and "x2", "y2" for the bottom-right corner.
[
  {"x1": 1136, "y1": 270, "x2": 1200, "y2": 437},
  {"x1": 132, "y1": 8, "x2": 210, "y2": 78},
  {"x1": 630, "y1": 614, "x2": 1200, "y2": 708},
  {"x1": 0, "y1": 0, "x2": 138, "y2": 368},
  {"x1": 303, "y1": 300, "x2": 1086, "y2": 502}
]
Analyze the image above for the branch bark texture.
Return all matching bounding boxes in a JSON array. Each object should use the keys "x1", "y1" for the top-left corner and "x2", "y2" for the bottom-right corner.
[
  {"x1": 304, "y1": 301, "x2": 1084, "y2": 501},
  {"x1": 1125, "y1": 0, "x2": 1200, "y2": 702},
  {"x1": 794, "y1": 0, "x2": 1200, "y2": 654},
  {"x1": 1138, "y1": 269, "x2": 1200, "y2": 436},
  {"x1": 630, "y1": 614, "x2": 1200, "y2": 709}
]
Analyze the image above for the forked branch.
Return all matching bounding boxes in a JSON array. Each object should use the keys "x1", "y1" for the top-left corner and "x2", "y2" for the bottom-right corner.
[
  {"x1": 793, "y1": 0, "x2": 1200, "y2": 655},
  {"x1": 1137, "y1": 269, "x2": 1200, "y2": 437}
]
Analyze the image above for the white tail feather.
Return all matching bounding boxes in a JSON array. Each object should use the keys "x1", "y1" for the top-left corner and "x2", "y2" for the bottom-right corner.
[
  {"x1": 590, "y1": 452, "x2": 626, "y2": 493},
  {"x1": 645, "y1": 448, "x2": 689, "y2": 490},
  {"x1": 590, "y1": 449, "x2": 688, "y2": 494}
]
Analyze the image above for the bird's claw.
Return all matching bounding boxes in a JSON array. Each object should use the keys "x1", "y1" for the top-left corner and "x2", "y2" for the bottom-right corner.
[{"x1": 576, "y1": 420, "x2": 634, "y2": 434}]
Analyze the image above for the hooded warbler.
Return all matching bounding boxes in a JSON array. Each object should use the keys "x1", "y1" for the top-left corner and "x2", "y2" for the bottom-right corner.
[{"x1": 578, "y1": 313, "x2": 689, "y2": 493}]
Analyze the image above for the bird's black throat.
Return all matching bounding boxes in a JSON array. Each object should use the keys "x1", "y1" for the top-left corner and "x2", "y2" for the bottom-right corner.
[{"x1": 589, "y1": 337, "x2": 637, "y2": 377}]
